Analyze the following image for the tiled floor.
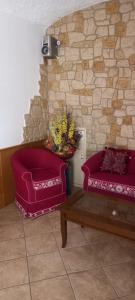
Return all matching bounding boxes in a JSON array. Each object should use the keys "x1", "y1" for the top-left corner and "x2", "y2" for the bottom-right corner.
[{"x1": 0, "y1": 202, "x2": 135, "y2": 300}]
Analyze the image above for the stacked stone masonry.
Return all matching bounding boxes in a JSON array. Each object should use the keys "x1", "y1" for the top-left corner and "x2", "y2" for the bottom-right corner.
[
  {"x1": 24, "y1": 0, "x2": 135, "y2": 153},
  {"x1": 23, "y1": 62, "x2": 48, "y2": 142}
]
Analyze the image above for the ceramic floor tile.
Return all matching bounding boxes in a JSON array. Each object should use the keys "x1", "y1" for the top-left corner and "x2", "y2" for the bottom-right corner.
[
  {"x1": 60, "y1": 245, "x2": 100, "y2": 273},
  {"x1": 0, "y1": 285, "x2": 31, "y2": 300},
  {"x1": 54, "y1": 228, "x2": 87, "y2": 249},
  {"x1": 117, "y1": 236, "x2": 135, "y2": 251},
  {"x1": 0, "y1": 210, "x2": 22, "y2": 226},
  {"x1": 0, "y1": 258, "x2": 28, "y2": 289},
  {"x1": 25, "y1": 232, "x2": 58, "y2": 256},
  {"x1": 91, "y1": 239, "x2": 135, "y2": 266},
  {"x1": 48, "y1": 212, "x2": 81, "y2": 232},
  {"x1": 103, "y1": 262, "x2": 135, "y2": 297},
  {"x1": 0, "y1": 238, "x2": 26, "y2": 261},
  {"x1": 0, "y1": 222, "x2": 24, "y2": 242},
  {"x1": 23, "y1": 214, "x2": 52, "y2": 237},
  {"x1": 31, "y1": 276, "x2": 75, "y2": 300},
  {"x1": 28, "y1": 251, "x2": 66, "y2": 282},
  {"x1": 119, "y1": 296, "x2": 135, "y2": 300},
  {"x1": 69, "y1": 269, "x2": 117, "y2": 300},
  {"x1": 48, "y1": 211, "x2": 61, "y2": 231},
  {"x1": 82, "y1": 227, "x2": 115, "y2": 244}
]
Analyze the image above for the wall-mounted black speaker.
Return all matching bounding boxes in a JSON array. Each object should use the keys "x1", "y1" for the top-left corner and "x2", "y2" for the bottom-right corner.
[{"x1": 41, "y1": 35, "x2": 59, "y2": 59}]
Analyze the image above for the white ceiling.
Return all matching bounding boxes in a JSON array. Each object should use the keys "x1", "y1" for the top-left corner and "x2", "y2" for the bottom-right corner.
[{"x1": 0, "y1": 0, "x2": 109, "y2": 28}]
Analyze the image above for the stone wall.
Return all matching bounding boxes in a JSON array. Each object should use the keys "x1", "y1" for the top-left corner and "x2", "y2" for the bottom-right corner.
[
  {"x1": 46, "y1": 0, "x2": 135, "y2": 153},
  {"x1": 23, "y1": 61, "x2": 48, "y2": 142}
]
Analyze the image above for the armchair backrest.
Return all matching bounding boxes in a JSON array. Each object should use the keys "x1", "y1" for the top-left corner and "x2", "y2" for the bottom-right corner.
[{"x1": 11, "y1": 147, "x2": 66, "y2": 171}]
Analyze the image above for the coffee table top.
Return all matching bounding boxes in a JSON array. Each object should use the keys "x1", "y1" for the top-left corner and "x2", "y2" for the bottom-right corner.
[{"x1": 59, "y1": 190, "x2": 135, "y2": 233}]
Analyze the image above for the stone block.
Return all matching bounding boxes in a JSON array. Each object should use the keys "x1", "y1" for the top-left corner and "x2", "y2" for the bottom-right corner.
[
  {"x1": 123, "y1": 116, "x2": 132, "y2": 125},
  {"x1": 120, "y1": 3, "x2": 132, "y2": 13},
  {"x1": 75, "y1": 71, "x2": 83, "y2": 81},
  {"x1": 93, "y1": 61, "x2": 105, "y2": 72},
  {"x1": 80, "y1": 96, "x2": 93, "y2": 106},
  {"x1": 94, "y1": 39, "x2": 103, "y2": 57},
  {"x1": 116, "y1": 137, "x2": 127, "y2": 146},
  {"x1": 115, "y1": 49, "x2": 125, "y2": 60},
  {"x1": 68, "y1": 32, "x2": 85, "y2": 45},
  {"x1": 68, "y1": 71, "x2": 75, "y2": 80},
  {"x1": 59, "y1": 33, "x2": 69, "y2": 47},
  {"x1": 81, "y1": 48, "x2": 93, "y2": 59},
  {"x1": 117, "y1": 60, "x2": 129, "y2": 67},
  {"x1": 106, "y1": 0, "x2": 120, "y2": 14},
  {"x1": 128, "y1": 139, "x2": 135, "y2": 149},
  {"x1": 65, "y1": 47, "x2": 80, "y2": 61},
  {"x1": 95, "y1": 132, "x2": 106, "y2": 144},
  {"x1": 102, "y1": 88, "x2": 114, "y2": 98},
  {"x1": 83, "y1": 70, "x2": 93, "y2": 84},
  {"x1": 125, "y1": 90, "x2": 135, "y2": 99},
  {"x1": 81, "y1": 106, "x2": 88, "y2": 115},
  {"x1": 103, "y1": 37, "x2": 116, "y2": 48},
  {"x1": 111, "y1": 13, "x2": 121, "y2": 24},
  {"x1": 123, "y1": 47, "x2": 135, "y2": 60},
  {"x1": 103, "y1": 108, "x2": 114, "y2": 115},
  {"x1": 48, "y1": 80, "x2": 60, "y2": 92},
  {"x1": 96, "y1": 26, "x2": 108, "y2": 36},
  {"x1": 127, "y1": 106, "x2": 135, "y2": 115},
  {"x1": 126, "y1": 20, "x2": 135, "y2": 36},
  {"x1": 121, "y1": 125, "x2": 133, "y2": 138},
  {"x1": 118, "y1": 79, "x2": 130, "y2": 89},
  {"x1": 115, "y1": 21, "x2": 126, "y2": 37},
  {"x1": 95, "y1": 78, "x2": 106, "y2": 87},
  {"x1": 121, "y1": 37, "x2": 135, "y2": 48},
  {"x1": 108, "y1": 67, "x2": 118, "y2": 77},
  {"x1": 112, "y1": 100, "x2": 123, "y2": 109},
  {"x1": 66, "y1": 93, "x2": 79, "y2": 105},
  {"x1": 72, "y1": 80, "x2": 84, "y2": 89},
  {"x1": 92, "y1": 110, "x2": 103, "y2": 118},
  {"x1": 67, "y1": 23, "x2": 75, "y2": 32},
  {"x1": 104, "y1": 59, "x2": 116, "y2": 67},
  {"x1": 60, "y1": 80, "x2": 70, "y2": 92},
  {"x1": 95, "y1": 9, "x2": 106, "y2": 21},
  {"x1": 129, "y1": 53, "x2": 135, "y2": 69},
  {"x1": 73, "y1": 88, "x2": 92, "y2": 96},
  {"x1": 84, "y1": 19, "x2": 96, "y2": 35},
  {"x1": 109, "y1": 25, "x2": 115, "y2": 35},
  {"x1": 114, "y1": 110, "x2": 125, "y2": 117}
]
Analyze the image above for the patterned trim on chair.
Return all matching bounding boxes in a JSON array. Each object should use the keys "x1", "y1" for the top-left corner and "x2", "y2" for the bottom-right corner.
[
  {"x1": 16, "y1": 199, "x2": 61, "y2": 218},
  {"x1": 88, "y1": 177, "x2": 135, "y2": 198},
  {"x1": 33, "y1": 177, "x2": 62, "y2": 190}
]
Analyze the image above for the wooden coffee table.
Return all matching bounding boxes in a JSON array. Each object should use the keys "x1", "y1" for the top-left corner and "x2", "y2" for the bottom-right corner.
[{"x1": 59, "y1": 190, "x2": 135, "y2": 247}]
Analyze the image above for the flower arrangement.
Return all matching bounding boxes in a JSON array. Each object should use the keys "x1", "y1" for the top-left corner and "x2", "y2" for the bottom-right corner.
[{"x1": 44, "y1": 112, "x2": 81, "y2": 157}]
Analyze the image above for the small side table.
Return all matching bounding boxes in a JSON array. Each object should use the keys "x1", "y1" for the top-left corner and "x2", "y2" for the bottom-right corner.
[
  {"x1": 55, "y1": 151, "x2": 75, "y2": 196},
  {"x1": 65, "y1": 160, "x2": 73, "y2": 195}
]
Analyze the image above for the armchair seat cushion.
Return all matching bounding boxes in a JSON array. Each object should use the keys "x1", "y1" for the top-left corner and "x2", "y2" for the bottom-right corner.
[{"x1": 30, "y1": 168, "x2": 59, "y2": 182}]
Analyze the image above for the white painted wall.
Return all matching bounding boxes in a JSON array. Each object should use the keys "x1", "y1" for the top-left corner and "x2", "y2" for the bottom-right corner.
[{"x1": 0, "y1": 12, "x2": 43, "y2": 148}]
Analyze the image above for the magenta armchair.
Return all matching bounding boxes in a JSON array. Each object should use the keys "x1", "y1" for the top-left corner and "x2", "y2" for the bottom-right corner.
[
  {"x1": 11, "y1": 148, "x2": 67, "y2": 217},
  {"x1": 81, "y1": 149, "x2": 135, "y2": 202}
]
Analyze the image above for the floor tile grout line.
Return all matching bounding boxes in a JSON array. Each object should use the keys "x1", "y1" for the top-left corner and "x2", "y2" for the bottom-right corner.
[
  {"x1": 23, "y1": 218, "x2": 33, "y2": 300},
  {"x1": 0, "y1": 283, "x2": 31, "y2": 292},
  {"x1": 52, "y1": 222, "x2": 77, "y2": 300},
  {"x1": 101, "y1": 266, "x2": 121, "y2": 299}
]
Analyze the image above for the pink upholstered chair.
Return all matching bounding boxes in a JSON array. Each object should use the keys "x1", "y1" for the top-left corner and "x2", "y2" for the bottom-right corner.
[{"x1": 11, "y1": 148, "x2": 67, "y2": 217}]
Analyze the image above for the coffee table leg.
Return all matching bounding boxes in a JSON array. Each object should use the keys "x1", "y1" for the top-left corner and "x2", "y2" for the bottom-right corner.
[{"x1": 60, "y1": 213, "x2": 67, "y2": 248}]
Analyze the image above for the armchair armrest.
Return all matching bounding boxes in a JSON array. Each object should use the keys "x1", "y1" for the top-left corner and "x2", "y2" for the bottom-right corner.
[
  {"x1": 11, "y1": 159, "x2": 32, "y2": 181},
  {"x1": 81, "y1": 150, "x2": 104, "y2": 176}
]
